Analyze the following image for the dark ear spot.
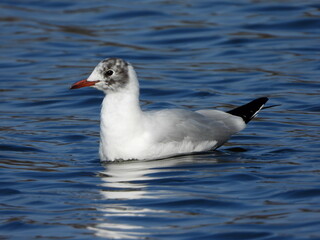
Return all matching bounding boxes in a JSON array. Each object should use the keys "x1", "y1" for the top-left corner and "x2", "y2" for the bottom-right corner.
[{"x1": 99, "y1": 58, "x2": 130, "y2": 90}]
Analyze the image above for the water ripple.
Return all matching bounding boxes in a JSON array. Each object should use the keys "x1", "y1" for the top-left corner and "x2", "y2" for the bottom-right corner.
[{"x1": 1, "y1": 0, "x2": 320, "y2": 239}]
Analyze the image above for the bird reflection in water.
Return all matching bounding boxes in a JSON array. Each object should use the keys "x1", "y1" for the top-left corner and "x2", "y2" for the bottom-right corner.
[{"x1": 89, "y1": 156, "x2": 217, "y2": 239}]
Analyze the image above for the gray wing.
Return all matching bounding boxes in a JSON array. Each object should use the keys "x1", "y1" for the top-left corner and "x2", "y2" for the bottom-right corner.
[{"x1": 145, "y1": 108, "x2": 245, "y2": 146}]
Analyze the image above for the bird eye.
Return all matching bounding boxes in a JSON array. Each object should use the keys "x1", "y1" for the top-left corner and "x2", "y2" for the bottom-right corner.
[{"x1": 105, "y1": 70, "x2": 114, "y2": 76}]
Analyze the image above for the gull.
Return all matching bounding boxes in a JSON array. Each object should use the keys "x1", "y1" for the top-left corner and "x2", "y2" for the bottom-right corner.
[{"x1": 71, "y1": 58, "x2": 268, "y2": 161}]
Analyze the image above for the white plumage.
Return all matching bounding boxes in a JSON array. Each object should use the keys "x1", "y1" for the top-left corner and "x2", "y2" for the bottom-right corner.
[{"x1": 71, "y1": 58, "x2": 267, "y2": 161}]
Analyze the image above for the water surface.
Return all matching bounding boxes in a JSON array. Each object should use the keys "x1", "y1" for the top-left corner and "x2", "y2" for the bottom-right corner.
[{"x1": 1, "y1": 0, "x2": 320, "y2": 239}]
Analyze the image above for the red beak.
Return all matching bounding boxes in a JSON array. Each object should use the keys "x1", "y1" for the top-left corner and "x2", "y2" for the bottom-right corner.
[{"x1": 70, "y1": 79, "x2": 98, "y2": 89}]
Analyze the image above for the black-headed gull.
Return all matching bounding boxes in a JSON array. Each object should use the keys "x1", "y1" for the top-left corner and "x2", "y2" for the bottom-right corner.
[{"x1": 71, "y1": 58, "x2": 268, "y2": 161}]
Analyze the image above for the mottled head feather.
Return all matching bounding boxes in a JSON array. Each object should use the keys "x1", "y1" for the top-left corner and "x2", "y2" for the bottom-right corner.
[{"x1": 88, "y1": 58, "x2": 131, "y2": 92}]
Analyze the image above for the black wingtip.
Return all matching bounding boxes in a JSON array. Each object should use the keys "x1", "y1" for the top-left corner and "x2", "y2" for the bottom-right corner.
[{"x1": 227, "y1": 97, "x2": 269, "y2": 124}]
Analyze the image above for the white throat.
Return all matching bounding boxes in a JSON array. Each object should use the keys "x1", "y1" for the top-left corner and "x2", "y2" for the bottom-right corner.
[{"x1": 99, "y1": 65, "x2": 143, "y2": 160}]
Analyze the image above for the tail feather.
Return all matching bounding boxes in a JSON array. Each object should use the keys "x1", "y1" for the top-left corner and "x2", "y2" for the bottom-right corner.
[{"x1": 227, "y1": 97, "x2": 268, "y2": 124}]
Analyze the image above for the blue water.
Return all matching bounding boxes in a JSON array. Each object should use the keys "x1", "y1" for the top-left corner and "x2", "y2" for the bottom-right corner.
[{"x1": 1, "y1": 0, "x2": 320, "y2": 239}]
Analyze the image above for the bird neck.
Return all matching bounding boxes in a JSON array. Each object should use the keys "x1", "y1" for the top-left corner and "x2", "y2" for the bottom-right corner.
[
  {"x1": 100, "y1": 65, "x2": 142, "y2": 131},
  {"x1": 101, "y1": 88, "x2": 141, "y2": 119}
]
